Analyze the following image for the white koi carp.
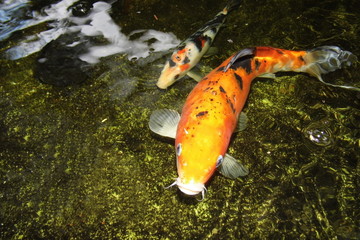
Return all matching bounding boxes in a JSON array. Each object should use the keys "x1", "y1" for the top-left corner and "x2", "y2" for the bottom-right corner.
[{"x1": 156, "y1": 0, "x2": 242, "y2": 89}]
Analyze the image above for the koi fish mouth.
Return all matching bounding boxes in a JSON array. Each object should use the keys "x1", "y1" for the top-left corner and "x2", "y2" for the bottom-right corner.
[
  {"x1": 156, "y1": 64, "x2": 181, "y2": 89},
  {"x1": 166, "y1": 178, "x2": 207, "y2": 199}
]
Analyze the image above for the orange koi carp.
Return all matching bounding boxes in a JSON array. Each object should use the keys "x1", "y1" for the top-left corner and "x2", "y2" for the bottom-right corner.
[
  {"x1": 156, "y1": 0, "x2": 242, "y2": 89},
  {"x1": 150, "y1": 46, "x2": 358, "y2": 198}
]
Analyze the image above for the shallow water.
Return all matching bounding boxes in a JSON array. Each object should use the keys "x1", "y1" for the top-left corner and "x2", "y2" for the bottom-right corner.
[{"x1": 1, "y1": 0, "x2": 359, "y2": 239}]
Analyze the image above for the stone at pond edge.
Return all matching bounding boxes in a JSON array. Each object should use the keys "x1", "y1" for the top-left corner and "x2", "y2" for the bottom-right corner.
[{"x1": 35, "y1": 34, "x2": 93, "y2": 87}]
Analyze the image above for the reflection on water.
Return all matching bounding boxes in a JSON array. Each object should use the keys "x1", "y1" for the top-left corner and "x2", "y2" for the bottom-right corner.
[
  {"x1": 0, "y1": 0, "x2": 31, "y2": 41},
  {"x1": 2, "y1": 1, "x2": 180, "y2": 63},
  {"x1": 1, "y1": 0, "x2": 77, "y2": 55}
]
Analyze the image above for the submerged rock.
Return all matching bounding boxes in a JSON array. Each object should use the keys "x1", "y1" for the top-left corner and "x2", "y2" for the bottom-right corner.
[{"x1": 35, "y1": 33, "x2": 93, "y2": 87}]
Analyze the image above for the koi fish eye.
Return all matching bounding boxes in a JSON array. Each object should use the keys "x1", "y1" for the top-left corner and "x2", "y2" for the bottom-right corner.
[
  {"x1": 174, "y1": 55, "x2": 181, "y2": 62},
  {"x1": 216, "y1": 155, "x2": 223, "y2": 167},
  {"x1": 176, "y1": 143, "x2": 182, "y2": 156}
]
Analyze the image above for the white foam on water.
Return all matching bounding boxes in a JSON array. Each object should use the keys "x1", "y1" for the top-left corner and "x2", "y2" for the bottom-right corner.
[
  {"x1": 73, "y1": 2, "x2": 179, "y2": 63},
  {"x1": 4, "y1": 1, "x2": 180, "y2": 63}
]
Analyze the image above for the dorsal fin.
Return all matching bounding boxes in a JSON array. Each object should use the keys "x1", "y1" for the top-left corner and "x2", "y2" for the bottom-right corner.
[{"x1": 223, "y1": 48, "x2": 255, "y2": 72}]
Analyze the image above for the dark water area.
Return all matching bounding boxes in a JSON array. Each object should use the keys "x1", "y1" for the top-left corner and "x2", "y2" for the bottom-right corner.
[{"x1": 0, "y1": 0, "x2": 359, "y2": 239}]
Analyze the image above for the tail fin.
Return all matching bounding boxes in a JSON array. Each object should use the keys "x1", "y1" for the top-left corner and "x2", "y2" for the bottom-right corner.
[
  {"x1": 224, "y1": 0, "x2": 242, "y2": 14},
  {"x1": 303, "y1": 46, "x2": 359, "y2": 91}
]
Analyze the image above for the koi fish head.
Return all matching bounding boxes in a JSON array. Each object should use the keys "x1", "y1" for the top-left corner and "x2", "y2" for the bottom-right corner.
[
  {"x1": 157, "y1": 48, "x2": 191, "y2": 89},
  {"x1": 173, "y1": 125, "x2": 228, "y2": 197}
]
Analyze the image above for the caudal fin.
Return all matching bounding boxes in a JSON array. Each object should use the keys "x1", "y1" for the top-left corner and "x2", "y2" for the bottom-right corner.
[{"x1": 303, "y1": 46, "x2": 359, "y2": 91}]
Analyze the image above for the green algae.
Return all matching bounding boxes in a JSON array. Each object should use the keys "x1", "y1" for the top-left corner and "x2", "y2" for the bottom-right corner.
[{"x1": 1, "y1": 0, "x2": 360, "y2": 239}]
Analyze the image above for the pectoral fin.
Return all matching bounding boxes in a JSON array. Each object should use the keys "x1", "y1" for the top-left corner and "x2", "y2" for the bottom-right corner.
[
  {"x1": 149, "y1": 109, "x2": 180, "y2": 139},
  {"x1": 186, "y1": 68, "x2": 203, "y2": 82},
  {"x1": 219, "y1": 154, "x2": 249, "y2": 179},
  {"x1": 257, "y1": 73, "x2": 276, "y2": 79},
  {"x1": 235, "y1": 112, "x2": 248, "y2": 132}
]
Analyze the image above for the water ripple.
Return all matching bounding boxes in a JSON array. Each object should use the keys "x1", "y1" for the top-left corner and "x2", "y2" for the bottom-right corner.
[{"x1": 303, "y1": 119, "x2": 334, "y2": 147}]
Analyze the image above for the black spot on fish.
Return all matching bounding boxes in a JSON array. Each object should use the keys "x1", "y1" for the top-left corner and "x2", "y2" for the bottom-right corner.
[
  {"x1": 219, "y1": 86, "x2": 226, "y2": 93},
  {"x1": 217, "y1": 66, "x2": 226, "y2": 72},
  {"x1": 196, "y1": 111, "x2": 208, "y2": 117},
  {"x1": 208, "y1": 81, "x2": 218, "y2": 86},
  {"x1": 233, "y1": 73, "x2": 243, "y2": 90},
  {"x1": 178, "y1": 44, "x2": 186, "y2": 51},
  {"x1": 169, "y1": 59, "x2": 176, "y2": 67},
  {"x1": 204, "y1": 87, "x2": 211, "y2": 92},
  {"x1": 183, "y1": 56, "x2": 190, "y2": 64},
  {"x1": 298, "y1": 55, "x2": 304, "y2": 62},
  {"x1": 255, "y1": 59, "x2": 261, "y2": 71},
  {"x1": 231, "y1": 58, "x2": 253, "y2": 74},
  {"x1": 229, "y1": 101, "x2": 235, "y2": 113},
  {"x1": 210, "y1": 13, "x2": 226, "y2": 27},
  {"x1": 174, "y1": 74, "x2": 180, "y2": 80},
  {"x1": 193, "y1": 37, "x2": 203, "y2": 52},
  {"x1": 276, "y1": 49, "x2": 284, "y2": 55},
  {"x1": 225, "y1": 97, "x2": 236, "y2": 114}
]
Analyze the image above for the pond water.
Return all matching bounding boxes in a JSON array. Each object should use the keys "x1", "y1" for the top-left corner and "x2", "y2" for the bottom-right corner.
[{"x1": 1, "y1": 0, "x2": 359, "y2": 239}]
